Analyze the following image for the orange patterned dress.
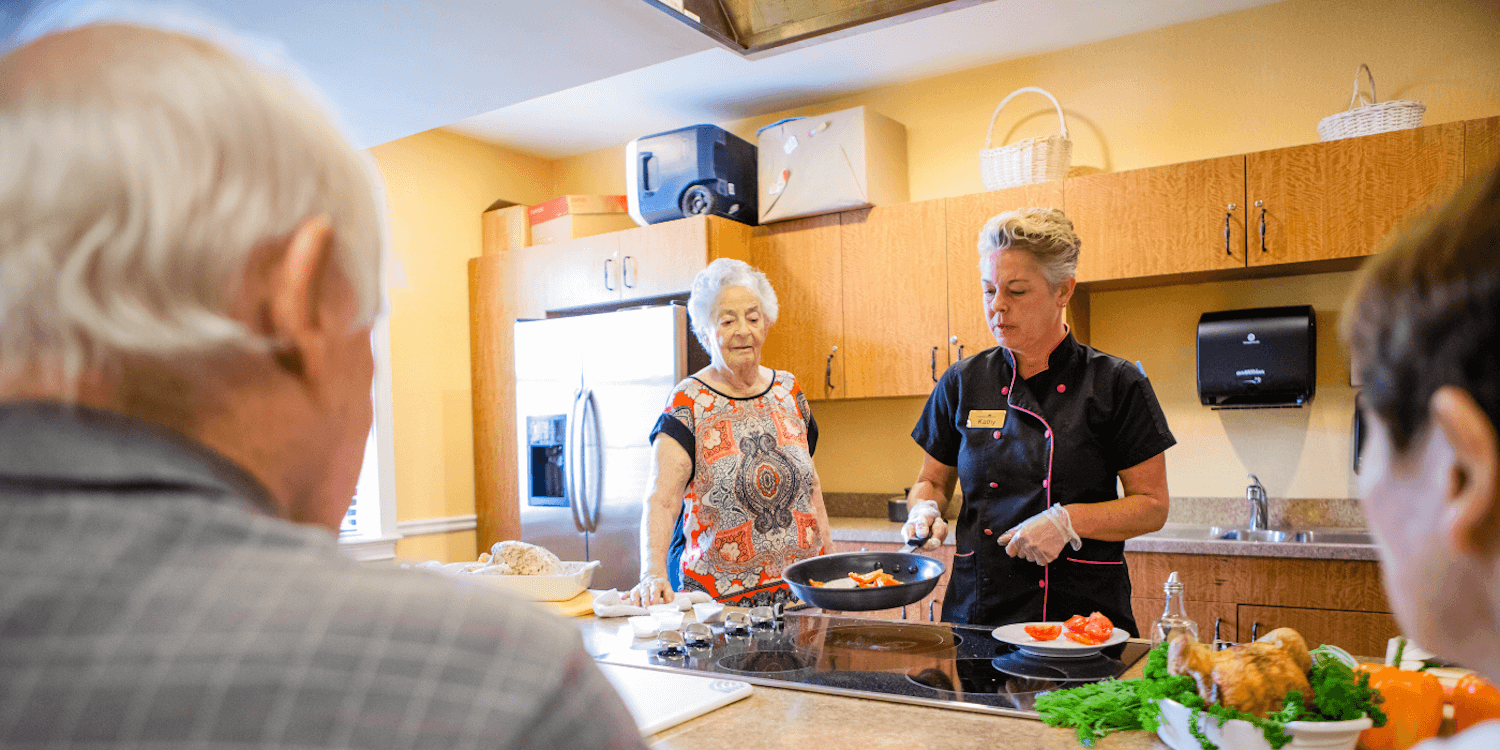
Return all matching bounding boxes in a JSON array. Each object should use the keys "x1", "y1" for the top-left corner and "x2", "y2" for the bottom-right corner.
[{"x1": 649, "y1": 370, "x2": 822, "y2": 607}]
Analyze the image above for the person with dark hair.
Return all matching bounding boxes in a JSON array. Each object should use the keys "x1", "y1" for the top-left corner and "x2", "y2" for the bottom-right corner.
[{"x1": 1342, "y1": 164, "x2": 1500, "y2": 749}]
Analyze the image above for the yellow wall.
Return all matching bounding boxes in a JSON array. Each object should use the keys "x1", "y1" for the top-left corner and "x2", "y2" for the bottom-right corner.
[
  {"x1": 553, "y1": 0, "x2": 1500, "y2": 500},
  {"x1": 368, "y1": 128, "x2": 551, "y2": 561}
]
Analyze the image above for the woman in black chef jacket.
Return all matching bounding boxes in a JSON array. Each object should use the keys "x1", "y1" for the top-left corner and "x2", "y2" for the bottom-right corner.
[{"x1": 902, "y1": 208, "x2": 1174, "y2": 635}]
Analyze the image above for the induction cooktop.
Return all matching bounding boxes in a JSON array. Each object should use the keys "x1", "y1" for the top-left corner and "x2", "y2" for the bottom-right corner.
[{"x1": 591, "y1": 613, "x2": 1151, "y2": 720}]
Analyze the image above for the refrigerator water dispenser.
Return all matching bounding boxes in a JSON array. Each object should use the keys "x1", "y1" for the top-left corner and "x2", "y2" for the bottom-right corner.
[{"x1": 527, "y1": 414, "x2": 567, "y2": 507}]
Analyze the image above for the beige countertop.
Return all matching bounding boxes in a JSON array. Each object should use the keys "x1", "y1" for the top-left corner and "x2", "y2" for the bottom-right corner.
[
  {"x1": 829, "y1": 517, "x2": 1379, "y2": 561},
  {"x1": 578, "y1": 614, "x2": 1164, "y2": 750}
]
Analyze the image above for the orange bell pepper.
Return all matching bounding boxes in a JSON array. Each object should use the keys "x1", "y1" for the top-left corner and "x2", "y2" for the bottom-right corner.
[
  {"x1": 1356, "y1": 664, "x2": 1444, "y2": 750},
  {"x1": 1452, "y1": 673, "x2": 1500, "y2": 733}
]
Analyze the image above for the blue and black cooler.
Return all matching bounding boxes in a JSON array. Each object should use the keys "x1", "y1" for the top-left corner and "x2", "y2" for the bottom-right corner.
[{"x1": 626, "y1": 124, "x2": 757, "y2": 227}]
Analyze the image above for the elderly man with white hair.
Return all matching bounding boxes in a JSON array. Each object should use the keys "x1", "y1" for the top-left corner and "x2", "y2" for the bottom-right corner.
[
  {"x1": 0, "y1": 23, "x2": 643, "y2": 749},
  {"x1": 629, "y1": 258, "x2": 832, "y2": 609}
]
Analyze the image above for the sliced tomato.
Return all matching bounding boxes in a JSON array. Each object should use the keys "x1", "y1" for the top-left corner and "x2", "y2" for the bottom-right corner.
[
  {"x1": 1065, "y1": 631, "x2": 1104, "y2": 646},
  {"x1": 1064, "y1": 615, "x2": 1090, "y2": 633},
  {"x1": 1024, "y1": 624, "x2": 1062, "y2": 641},
  {"x1": 1083, "y1": 619, "x2": 1113, "y2": 642},
  {"x1": 1086, "y1": 611, "x2": 1114, "y2": 631}
]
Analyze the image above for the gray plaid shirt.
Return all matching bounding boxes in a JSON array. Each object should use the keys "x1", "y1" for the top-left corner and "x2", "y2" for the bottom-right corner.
[{"x1": 0, "y1": 402, "x2": 645, "y2": 750}]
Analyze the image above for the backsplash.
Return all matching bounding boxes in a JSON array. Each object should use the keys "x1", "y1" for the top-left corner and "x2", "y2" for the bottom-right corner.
[
  {"x1": 823, "y1": 492, "x2": 961, "y2": 521},
  {"x1": 825, "y1": 492, "x2": 1365, "y2": 530},
  {"x1": 1166, "y1": 496, "x2": 1366, "y2": 529}
]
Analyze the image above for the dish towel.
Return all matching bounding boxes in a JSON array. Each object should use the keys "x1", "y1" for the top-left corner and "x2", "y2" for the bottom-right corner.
[{"x1": 591, "y1": 589, "x2": 712, "y2": 618}]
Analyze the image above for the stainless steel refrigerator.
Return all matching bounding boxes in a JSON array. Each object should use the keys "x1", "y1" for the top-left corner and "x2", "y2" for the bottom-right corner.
[{"x1": 513, "y1": 304, "x2": 700, "y2": 591}]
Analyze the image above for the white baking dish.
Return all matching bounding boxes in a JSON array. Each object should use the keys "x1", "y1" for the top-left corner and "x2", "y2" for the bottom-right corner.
[{"x1": 466, "y1": 560, "x2": 601, "y2": 601}]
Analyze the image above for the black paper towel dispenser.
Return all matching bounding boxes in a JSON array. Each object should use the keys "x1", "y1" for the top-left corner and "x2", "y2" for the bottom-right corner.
[{"x1": 1198, "y1": 305, "x2": 1316, "y2": 409}]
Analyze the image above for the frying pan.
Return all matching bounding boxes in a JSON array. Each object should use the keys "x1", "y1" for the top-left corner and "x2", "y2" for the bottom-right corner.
[{"x1": 782, "y1": 533, "x2": 946, "y2": 611}]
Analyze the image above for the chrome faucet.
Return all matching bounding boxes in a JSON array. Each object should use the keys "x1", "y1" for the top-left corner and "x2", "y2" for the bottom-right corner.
[{"x1": 1246, "y1": 474, "x2": 1269, "y2": 531}]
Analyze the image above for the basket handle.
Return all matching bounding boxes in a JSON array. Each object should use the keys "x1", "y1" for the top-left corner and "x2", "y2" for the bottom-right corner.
[
  {"x1": 1346, "y1": 64, "x2": 1377, "y2": 110},
  {"x1": 984, "y1": 86, "x2": 1069, "y2": 148}
]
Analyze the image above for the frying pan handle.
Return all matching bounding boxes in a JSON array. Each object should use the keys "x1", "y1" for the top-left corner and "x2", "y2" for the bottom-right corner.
[{"x1": 900, "y1": 528, "x2": 934, "y2": 554}]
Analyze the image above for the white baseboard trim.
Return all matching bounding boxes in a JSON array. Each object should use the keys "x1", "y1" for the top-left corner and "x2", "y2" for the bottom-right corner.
[{"x1": 396, "y1": 514, "x2": 478, "y2": 538}]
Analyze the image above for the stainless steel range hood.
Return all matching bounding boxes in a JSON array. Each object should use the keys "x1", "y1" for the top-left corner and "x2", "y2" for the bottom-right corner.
[{"x1": 645, "y1": 0, "x2": 994, "y2": 56}]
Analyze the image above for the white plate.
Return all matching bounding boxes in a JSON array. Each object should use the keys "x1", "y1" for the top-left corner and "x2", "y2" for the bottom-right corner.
[{"x1": 991, "y1": 621, "x2": 1129, "y2": 657}]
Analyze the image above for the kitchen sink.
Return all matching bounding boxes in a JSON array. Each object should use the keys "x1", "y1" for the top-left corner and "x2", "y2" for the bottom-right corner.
[{"x1": 1142, "y1": 525, "x2": 1374, "y2": 545}]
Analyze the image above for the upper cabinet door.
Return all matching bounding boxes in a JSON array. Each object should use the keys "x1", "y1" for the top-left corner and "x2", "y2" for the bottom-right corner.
[
  {"x1": 1466, "y1": 116, "x2": 1500, "y2": 182},
  {"x1": 751, "y1": 215, "x2": 844, "y2": 400},
  {"x1": 944, "y1": 183, "x2": 1064, "y2": 363},
  {"x1": 840, "y1": 200, "x2": 949, "y2": 399},
  {"x1": 1246, "y1": 122, "x2": 1464, "y2": 266},
  {"x1": 546, "y1": 233, "x2": 622, "y2": 310},
  {"x1": 1067, "y1": 156, "x2": 1247, "y2": 282}
]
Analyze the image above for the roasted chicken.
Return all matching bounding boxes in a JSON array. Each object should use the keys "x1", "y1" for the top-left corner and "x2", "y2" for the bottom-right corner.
[{"x1": 1167, "y1": 627, "x2": 1314, "y2": 717}]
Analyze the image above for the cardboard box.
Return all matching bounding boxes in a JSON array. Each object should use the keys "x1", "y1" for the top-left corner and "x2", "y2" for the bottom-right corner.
[
  {"x1": 528, "y1": 195, "x2": 635, "y2": 245},
  {"x1": 482, "y1": 204, "x2": 530, "y2": 254},
  {"x1": 757, "y1": 106, "x2": 909, "y2": 224}
]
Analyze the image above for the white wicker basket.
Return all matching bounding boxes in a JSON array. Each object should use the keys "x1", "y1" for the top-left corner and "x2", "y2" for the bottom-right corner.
[
  {"x1": 1317, "y1": 64, "x2": 1425, "y2": 142},
  {"x1": 980, "y1": 87, "x2": 1071, "y2": 191}
]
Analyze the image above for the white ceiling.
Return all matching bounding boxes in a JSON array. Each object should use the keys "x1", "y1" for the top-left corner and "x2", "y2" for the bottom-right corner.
[{"x1": 5, "y1": 0, "x2": 1282, "y2": 155}]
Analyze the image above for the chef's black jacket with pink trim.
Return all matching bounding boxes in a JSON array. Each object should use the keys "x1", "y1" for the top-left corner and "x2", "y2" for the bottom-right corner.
[{"x1": 911, "y1": 334, "x2": 1175, "y2": 635}]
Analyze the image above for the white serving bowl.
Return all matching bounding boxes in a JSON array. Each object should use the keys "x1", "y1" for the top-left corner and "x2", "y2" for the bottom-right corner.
[
  {"x1": 465, "y1": 560, "x2": 600, "y2": 601},
  {"x1": 1155, "y1": 698, "x2": 1372, "y2": 750}
]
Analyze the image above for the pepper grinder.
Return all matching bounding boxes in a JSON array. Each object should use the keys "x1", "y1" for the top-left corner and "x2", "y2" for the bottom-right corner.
[{"x1": 1150, "y1": 571, "x2": 1200, "y2": 649}]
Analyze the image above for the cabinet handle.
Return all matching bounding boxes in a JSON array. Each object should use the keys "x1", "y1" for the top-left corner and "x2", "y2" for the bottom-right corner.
[
  {"x1": 1251, "y1": 621, "x2": 1261, "y2": 641},
  {"x1": 929, "y1": 600, "x2": 937, "y2": 621},
  {"x1": 901, "y1": 605, "x2": 908, "y2": 620},
  {"x1": 1255, "y1": 200, "x2": 1267, "y2": 253},
  {"x1": 1223, "y1": 203, "x2": 1237, "y2": 256},
  {"x1": 931, "y1": 346, "x2": 939, "y2": 382},
  {"x1": 1214, "y1": 617, "x2": 1223, "y2": 640},
  {"x1": 603, "y1": 258, "x2": 615, "y2": 291},
  {"x1": 825, "y1": 346, "x2": 838, "y2": 394},
  {"x1": 622, "y1": 255, "x2": 634, "y2": 288},
  {"x1": 958, "y1": 345, "x2": 966, "y2": 360}
]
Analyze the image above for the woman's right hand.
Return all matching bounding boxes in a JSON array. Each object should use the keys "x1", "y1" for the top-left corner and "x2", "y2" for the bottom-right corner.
[
  {"x1": 902, "y1": 500, "x2": 948, "y2": 551},
  {"x1": 627, "y1": 574, "x2": 676, "y2": 607}
]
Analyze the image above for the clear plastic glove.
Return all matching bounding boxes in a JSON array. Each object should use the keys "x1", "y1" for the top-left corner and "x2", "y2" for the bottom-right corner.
[
  {"x1": 996, "y1": 504, "x2": 1081, "y2": 566},
  {"x1": 627, "y1": 573, "x2": 676, "y2": 607},
  {"x1": 901, "y1": 500, "x2": 948, "y2": 551}
]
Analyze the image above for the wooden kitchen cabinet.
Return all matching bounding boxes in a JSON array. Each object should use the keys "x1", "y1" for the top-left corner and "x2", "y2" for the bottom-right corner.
[
  {"x1": 944, "y1": 182, "x2": 1064, "y2": 361},
  {"x1": 1246, "y1": 121, "x2": 1465, "y2": 266},
  {"x1": 751, "y1": 214, "x2": 845, "y2": 400},
  {"x1": 1467, "y1": 116, "x2": 1500, "y2": 181},
  {"x1": 840, "y1": 200, "x2": 950, "y2": 398},
  {"x1": 538, "y1": 232, "x2": 622, "y2": 310},
  {"x1": 1066, "y1": 155, "x2": 1247, "y2": 281},
  {"x1": 1238, "y1": 605, "x2": 1399, "y2": 661},
  {"x1": 617, "y1": 215, "x2": 752, "y2": 300},
  {"x1": 1126, "y1": 551, "x2": 1398, "y2": 659}
]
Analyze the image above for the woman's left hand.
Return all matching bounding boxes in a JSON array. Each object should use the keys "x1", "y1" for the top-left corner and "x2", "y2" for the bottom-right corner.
[{"x1": 997, "y1": 505, "x2": 1081, "y2": 565}]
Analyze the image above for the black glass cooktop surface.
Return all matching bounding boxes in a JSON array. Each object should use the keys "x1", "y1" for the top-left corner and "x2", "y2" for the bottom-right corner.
[{"x1": 592, "y1": 613, "x2": 1150, "y2": 719}]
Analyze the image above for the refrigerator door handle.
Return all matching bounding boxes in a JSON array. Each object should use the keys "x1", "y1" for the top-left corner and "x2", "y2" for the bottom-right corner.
[
  {"x1": 581, "y1": 388, "x2": 604, "y2": 533},
  {"x1": 565, "y1": 388, "x2": 588, "y2": 534}
]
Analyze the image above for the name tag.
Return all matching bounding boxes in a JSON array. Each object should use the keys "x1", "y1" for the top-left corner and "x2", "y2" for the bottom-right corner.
[{"x1": 966, "y1": 410, "x2": 1007, "y2": 429}]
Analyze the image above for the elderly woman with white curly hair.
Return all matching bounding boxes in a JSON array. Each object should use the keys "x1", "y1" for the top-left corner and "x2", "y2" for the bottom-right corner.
[
  {"x1": 629, "y1": 258, "x2": 831, "y2": 608},
  {"x1": 902, "y1": 208, "x2": 1175, "y2": 634}
]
